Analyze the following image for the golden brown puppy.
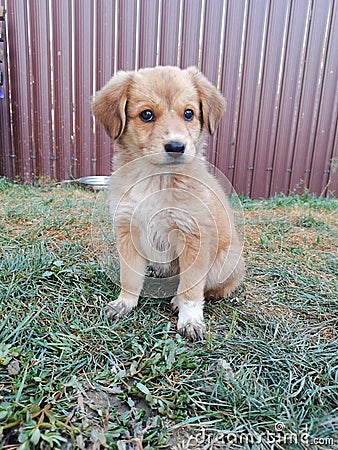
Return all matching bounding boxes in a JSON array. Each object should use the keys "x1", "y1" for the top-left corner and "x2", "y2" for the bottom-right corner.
[{"x1": 93, "y1": 66, "x2": 244, "y2": 341}]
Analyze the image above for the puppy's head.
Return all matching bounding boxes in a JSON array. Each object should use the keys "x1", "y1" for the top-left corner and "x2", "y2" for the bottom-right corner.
[{"x1": 92, "y1": 66, "x2": 225, "y2": 164}]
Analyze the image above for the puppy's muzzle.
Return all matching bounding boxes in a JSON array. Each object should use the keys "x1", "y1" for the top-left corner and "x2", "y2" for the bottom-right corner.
[{"x1": 164, "y1": 141, "x2": 185, "y2": 156}]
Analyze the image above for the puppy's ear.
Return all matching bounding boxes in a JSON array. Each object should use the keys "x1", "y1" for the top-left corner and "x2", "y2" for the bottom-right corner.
[
  {"x1": 186, "y1": 67, "x2": 226, "y2": 135},
  {"x1": 92, "y1": 71, "x2": 132, "y2": 140}
]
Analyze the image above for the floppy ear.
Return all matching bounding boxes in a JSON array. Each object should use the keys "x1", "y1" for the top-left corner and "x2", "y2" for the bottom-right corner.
[
  {"x1": 186, "y1": 67, "x2": 226, "y2": 135},
  {"x1": 92, "y1": 71, "x2": 132, "y2": 140}
]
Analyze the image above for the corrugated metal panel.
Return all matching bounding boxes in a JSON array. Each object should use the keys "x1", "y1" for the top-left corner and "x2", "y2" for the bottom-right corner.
[
  {"x1": 139, "y1": 0, "x2": 160, "y2": 69},
  {"x1": 159, "y1": 0, "x2": 181, "y2": 65},
  {"x1": 1, "y1": 0, "x2": 338, "y2": 197},
  {"x1": 250, "y1": 0, "x2": 292, "y2": 199},
  {"x1": 290, "y1": 0, "x2": 334, "y2": 193},
  {"x1": 95, "y1": 0, "x2": 116, "y2": 176},
  {"x1": 200, "y1": 0, "x2": 225, "y2": 164},
  {"x1": 29, "y1": 0, "x2": 54, "y2": 179},
  {"x1": 330, "y1": 120, "x2": 338, "y2": 196},
  {"x1": 5, "y1": 0, "x2": 32, "y2": 181},
  {"x1": 307, "y1": 0, "x2": 338, "y2": 196},
  {"x1": 52, "y1": 0, "x2": 74, "y2": 181},
  {"x1": 73, "y1": 0, "x2": 95, "y2": 178},
  {"x1": 118, "y1": 0, "x2": 137, "y2": 71},
  {"x1": 0, "y1": 5, "x2": 13, "y2": 179},
  {"x1": 200, "y1": 0, "x2": 224, "y2": 84},
  {"x1": 180, "y1": 0, "x2": 203, "y2": 67},
  {"x1": 216, "y1": 0, "x2": 249, "y2": 184},
  {"x1": 270, "y1": 0, "x2": 313, "y2": 196},
  {"x1": 233, "y1": 0, "x2": 271, "y2": 197}
]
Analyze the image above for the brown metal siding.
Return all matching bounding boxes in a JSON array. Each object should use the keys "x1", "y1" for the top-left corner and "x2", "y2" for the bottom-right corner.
[
  {"x1": 139, "y1": 0, "x2": 160, "y2": 68},
  {"x1": 331, "y1": 121, "x2": 338, "y2": 195},
  {"x1": 290, "y1": 0, "x2": 334, "y2": 194},
  {"x1": 250, "y1": 0, "x2": 291, "y2": 199},
  {"x1": 52, "y1": 0, "x2": 74, "y2": 181},
  {"x1": 73, "y1": 0, "x2": 95, "y2": 179},
  {"x1": 233, "y1": 0, "x2": 271, "y2": 196},
  {"x1": 180, "y1": 0, "x2": 202, "y2": 68},
  {"x1": 308, "y1": 0, "x2": 338, "y2": 196},
  {"x1": 217, "y1": 0, "x2": 248, "y2": 182},
  {"x1": 271, "y1": 0, "x2": 313, "y2": 196},
  {"x1": 160, "y1": 0, "x2": 181, "y2": 66},
  {"x1": 5, "y1": 0, "x2": 32, "y2": 181},
  {"x1": 118, "y1": 0, "x2": 137, "y2": 71},
  {"x1": 95, "y1": 0, "x2": 116, "y2": 176},
  {"x1": 29, "y1": 0, "x2": 54, "y2": 179},
  {"x1": 1, "y1": 0, "x2": 337, "y2": 197},
  {"x1": 201, "y1": 0, "x2": 225, "y2": 164},
  {"x1": 0, "y1": 5, "x2": 13, "y2": 179}
]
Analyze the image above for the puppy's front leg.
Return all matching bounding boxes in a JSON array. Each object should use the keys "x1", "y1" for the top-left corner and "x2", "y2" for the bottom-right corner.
[
  {"x1": 105, "y1": 225, "x2": 147, "y2": 319},
  {"x1": 172, "y1": 237, "x2": 209, "y2": 341}
]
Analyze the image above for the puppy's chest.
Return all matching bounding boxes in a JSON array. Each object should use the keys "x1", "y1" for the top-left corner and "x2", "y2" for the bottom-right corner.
[
  {"x1": 120, "y1": 175, "x2": 196, "y2": 232},
  {"x1": 138, "y1": 191, "x2": 192, "y2": 229},
  {"x1": 136, "y1": 195, "x2": 195, "y2": 258}
]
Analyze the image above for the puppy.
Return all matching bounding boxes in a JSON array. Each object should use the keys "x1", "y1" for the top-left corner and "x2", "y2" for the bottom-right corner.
[{"x1": 92, "y1": 66, "x2": 245, "y2": 341}]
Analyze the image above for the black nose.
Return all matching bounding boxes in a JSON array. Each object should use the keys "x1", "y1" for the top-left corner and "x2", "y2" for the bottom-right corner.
[{"x1": 164, "y1": 141, "x2": 185, "y2": 154}]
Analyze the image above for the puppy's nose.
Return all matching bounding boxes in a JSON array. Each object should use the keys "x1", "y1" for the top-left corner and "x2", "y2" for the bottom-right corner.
[{"x1": 164, "y1": 141, "x2": 185, "y2": 155}]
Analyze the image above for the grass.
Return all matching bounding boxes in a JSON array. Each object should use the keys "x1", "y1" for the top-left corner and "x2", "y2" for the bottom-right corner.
[{"x1": 0, "y1": 177, "x2": 337, "y2": 449}]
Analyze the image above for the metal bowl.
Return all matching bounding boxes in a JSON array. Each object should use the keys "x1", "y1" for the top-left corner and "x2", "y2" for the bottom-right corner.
[{"x1": 77, "y1": 176, "x2": 110, "y2": 191}]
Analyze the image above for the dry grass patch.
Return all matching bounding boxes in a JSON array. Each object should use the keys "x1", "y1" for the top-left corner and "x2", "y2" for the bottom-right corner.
[{"x1": 0, "y1": 179, "x2": 337, "y2": 449}]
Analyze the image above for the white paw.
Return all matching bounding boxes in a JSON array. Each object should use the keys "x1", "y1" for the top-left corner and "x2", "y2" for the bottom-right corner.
[
  {"x1": 104, "y1": 295, "x2": 138, "y2": 319},
  {"x1": 172, "y1": 296, "x2": 206, "y2": 341}
]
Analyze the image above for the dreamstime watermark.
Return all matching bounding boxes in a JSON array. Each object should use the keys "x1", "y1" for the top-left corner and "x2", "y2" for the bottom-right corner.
[{"x1": 172, "y1": 423, "x2": 336, "y2": 449}]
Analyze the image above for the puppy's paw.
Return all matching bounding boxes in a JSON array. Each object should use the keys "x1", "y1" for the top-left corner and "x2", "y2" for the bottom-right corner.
[
  {"x1": 173, "y1": 296, "x2": 206, "y2": 341},
  {"x1": 104, "y1": 296, "x2": 138, "y2": 319},
  {"x1": 178, "y1": 319, "x2": 207, "y2": 341}
]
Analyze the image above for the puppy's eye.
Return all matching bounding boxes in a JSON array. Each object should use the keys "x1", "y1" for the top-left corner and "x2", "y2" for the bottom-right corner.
[
  {"x1": 139, "y1": 110, "x2": 155, "y2": 122},
  {"x1": 184, "y1": 109, "x2": 194, "y2": 121}
]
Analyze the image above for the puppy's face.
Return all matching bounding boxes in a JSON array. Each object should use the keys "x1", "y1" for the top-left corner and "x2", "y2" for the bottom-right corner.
[
  {"x1": 92, "y1": 66, "x2": 225, "y2": 165},
  {"x1": 124, "y1": 68, "x2": 202, "y2": 164}
]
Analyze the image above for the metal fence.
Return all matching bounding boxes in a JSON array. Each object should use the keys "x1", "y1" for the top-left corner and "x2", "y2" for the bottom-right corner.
[{"x1": 0, "y1": 0, "x2": 337, "y2": 197}]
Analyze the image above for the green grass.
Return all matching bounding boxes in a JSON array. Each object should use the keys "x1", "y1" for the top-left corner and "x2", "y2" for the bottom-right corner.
[{"x1": 0, "y1": 177, "x2": 337, "y2": 449}]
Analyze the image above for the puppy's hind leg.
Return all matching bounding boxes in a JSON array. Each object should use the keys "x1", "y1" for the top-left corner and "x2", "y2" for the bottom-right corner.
[
  {"x1": 222, "y1": 255, "x2": 245, "y2": 297},
  {"x1": 205, "y1": 245, "x2": 245, "y2": 299},
  {"x1": 105, "y1": 225, "x2": 147, "y2": 319}
]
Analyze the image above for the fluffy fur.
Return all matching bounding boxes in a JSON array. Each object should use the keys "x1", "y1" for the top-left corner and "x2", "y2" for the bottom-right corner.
[{"x1": 92, "y1": 66, "x2": 245, "y2": 341}]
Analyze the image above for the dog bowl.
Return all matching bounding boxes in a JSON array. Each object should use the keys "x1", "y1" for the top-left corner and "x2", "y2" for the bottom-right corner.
[{"x1": 77, "y1": 176, "x2": 110, "y2": 191}]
